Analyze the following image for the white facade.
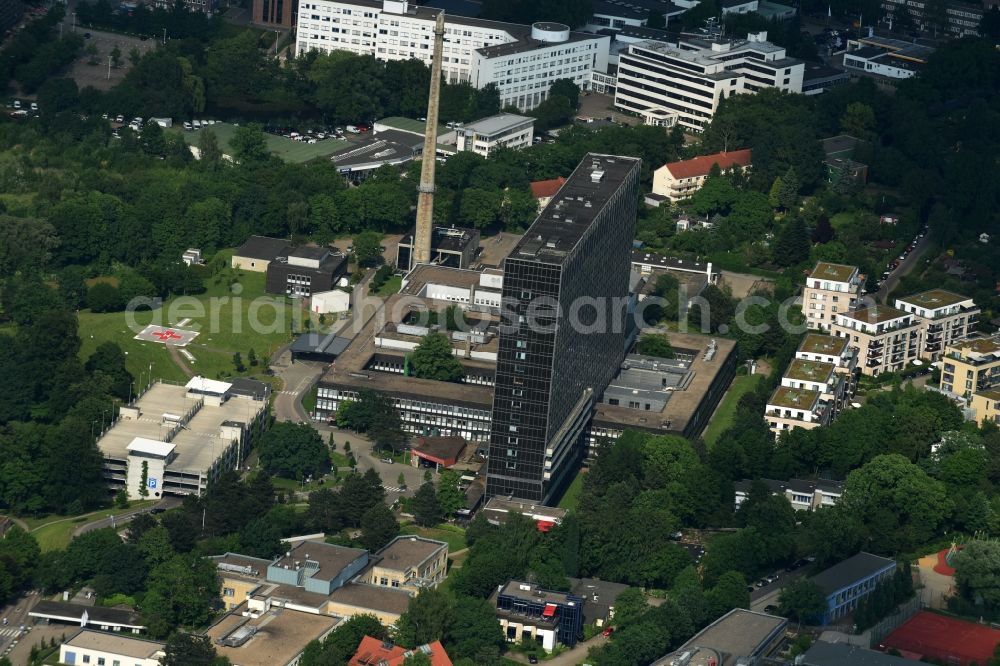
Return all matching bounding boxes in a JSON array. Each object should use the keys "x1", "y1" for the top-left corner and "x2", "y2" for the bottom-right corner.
[
  {"x1": 59, "y1": 631, "x2": 165, "y2": 666},
  {"x1": 843, "y1": 49, "x2": 919, "y2": 79},
  {"x1": 311, "y1": 289, "x2": 351, "y2": 314},
  {"x1": 615, "y1": 32, "x2": 804, "y2": 131},
  {"x1": 455, "y1": 113, "x2": 535, "y2": 157},
  {"x1": 802, "y1": 262, "x2": 862, "y2": 332},
  {"x1": 296, "y1": 0, "x2": 609, "y2": 110},
  {"x1": 470, "y1": 24, "x2": 609, "y2": 110}
]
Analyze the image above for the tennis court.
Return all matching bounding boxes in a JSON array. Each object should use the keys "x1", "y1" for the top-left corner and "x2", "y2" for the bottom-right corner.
[
  {"x1": 178, "y1": 123, "x2": 349, "y2": 163},
  {"x1": 879, "y1": 611, "x2": 1000, "y2": 665}
]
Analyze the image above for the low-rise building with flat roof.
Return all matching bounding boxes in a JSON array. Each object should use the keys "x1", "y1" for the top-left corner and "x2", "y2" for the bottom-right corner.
[
  {"x1": 327, "y1": 582, "x2": 414, "y2": 625},
  {"x1": 493, "y1": 581, "x2": 585, "y2": 652},
  {"x1": 569, "y1": 578, "x2": 630, "y2": 628},
  {"x1": 208, "y1": 601, "x2": 340, "y2": 666},
  {"x1": 652, "y1": 608, "x2": 787, "y2": 665},
  {"x1": 266, "y1": 246, "x2": 348, "y2": 298},
  {"x1": 268, "y1": 541, "x2": 370, "y2": 596},
  {"x1": 59, "y1": 629, "x2": 165, "y2": 666},
  {"x1": 733, "y1": 477, "x2": 844, "y2": 511},
  {"x1": 455, "y1": 113, "x2": 535, "y2": 157},
  {"x1": 396, "y1": 226, "x2": 481, "y2": 272},
  {"x1": 98, "y1": 377, "x2": 268, "y2": 499},
  {"x1": 809, "y1": 552, "x2": 896, "y2": 625},
  {"x1": 30, "y1": 601, "x2": 146, "y2": 634},
  {"x1": 411, "y1": 436, "x2": 468, "y2": 470},
  {"x1": 363, "y1": 536, "x2": 449, "y2": 593},
  {"x1": 211, "y1": 552, "x2": 272, "y2": 610},
  {"x1": 232, "y1": 235, "x2": 293, "y2": 272},
  {"x1": 801, "y1": 641, "x2": 915, "y2": 666},
  {"x1": 482, "y1": 497, "x2": 567, "y2": 530}
]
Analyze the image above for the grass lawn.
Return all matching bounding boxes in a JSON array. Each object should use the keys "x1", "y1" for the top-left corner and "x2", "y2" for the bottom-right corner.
[
  {"x1": 27, "y1": 501, "x2": 157, "y2": 552},
  {"x1": 374, "y1": 275, "x2": 402, "y2": 298},
  {"x1": 400, "y1": 523, "x2": 468, "y2": 552},
  {"x1": 77, "y1": 268, "x2": 297, "y2": 384},
  {"x1": 556, "y1": 469, "x2": 585, "y2": 511},
  {"x1": 331, "y1": 451, "x2": 351, "y2": 468},
  {"x1": 702, "y1": 373, "x2": 763, "y2": 447},
  {"x1": 175, "y1": 123, "x2": 350, "y2": 163}
]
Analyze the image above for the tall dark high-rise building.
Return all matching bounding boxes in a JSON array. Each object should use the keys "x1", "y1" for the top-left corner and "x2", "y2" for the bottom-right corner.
[{"x1": 485, "y1": 154, "x2": 641, "y2": 504}]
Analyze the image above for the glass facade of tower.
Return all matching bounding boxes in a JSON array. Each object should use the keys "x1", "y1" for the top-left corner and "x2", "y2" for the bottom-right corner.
[{"x1": 486, "y1": 154, "x2": 641, "y2": 504}]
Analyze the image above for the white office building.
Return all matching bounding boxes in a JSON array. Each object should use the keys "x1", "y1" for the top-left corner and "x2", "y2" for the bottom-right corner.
[
  {"x1": 454, "y1": 113, "x2": 535, "y2": 157},
  {"x1": 295, "y1": 0, "x2": 609, "y2": 110},
  {"x1": 615, "y1": 32, "x2": 804, "y2": 131}
]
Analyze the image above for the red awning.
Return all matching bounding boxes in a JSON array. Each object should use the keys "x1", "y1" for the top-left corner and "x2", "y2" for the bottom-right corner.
[
  {"x1": 542, "y1": 604, "x2": 557, "y2": 617},
  {"x1": 537, "y1": 520, "x2": 555, "y2": 532}
]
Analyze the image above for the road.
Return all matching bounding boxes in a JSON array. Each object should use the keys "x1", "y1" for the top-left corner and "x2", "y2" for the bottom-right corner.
[
  {"x1": 0, "y1": 590, "x2": 40, "y2": 662},
  {"x1": 876, "y1": 228, "x2": 932, "y2": 304},
  {"x1": 749, "y1": 567, "x2": 810, "y2": 612},
  {"x1": 71, "y1": 496, "x2": 183, "y2": 539}
]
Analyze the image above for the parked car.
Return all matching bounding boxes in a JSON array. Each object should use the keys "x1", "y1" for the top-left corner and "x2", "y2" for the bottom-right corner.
[
  {"x1": 602, "y1": 626, "x2": 615, "y2": 637},
  {"x1": 755, "y1": 578, "x2": 768, "y2": 588},
  {"x1": 83, "y1": 32, "x2": 91, "y2": 39},
  {"x1": 30, "y1": 102, "x2": 38, "y2": 112},
  {"x1": 12, "y1": 100, "x2": 20, "y2": 109},
  {"x1": 183, "y1": 121, "x2": 193, "y2": 131},
  {"x1": 345, "y1": 125, "x2": 359, "y2": 133},
  {"x1": 116, "y1": 114, "x2": 124, "y2": 123},
  {"x1": 766, "y1": 573, "x2": 779, "y2": 584},
  {"x1": 764, "y1": 605, "x2": 779, "y2": 614},
  {"x1": 380, "y1": 457, "x2": 394, "y2": 464},
  {"x1": 528, "y1": 656, "x2": 539, "y2": 664},
  {"x1": 150, "y1": 507, "x2": 166, "y2": 514},
  {"x1": 193, "y1": 119, "x2": 202, "y2": 129}
]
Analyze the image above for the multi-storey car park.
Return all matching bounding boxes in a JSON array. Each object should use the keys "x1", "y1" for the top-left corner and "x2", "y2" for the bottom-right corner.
[{"x1": 98, "y1": 378, "x2": 269, "y2": 499}]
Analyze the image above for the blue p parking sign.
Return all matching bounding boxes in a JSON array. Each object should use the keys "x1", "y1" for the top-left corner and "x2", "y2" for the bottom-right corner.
[{"x1": 148, "y1": 478, "x2": 157, "y2": 489}]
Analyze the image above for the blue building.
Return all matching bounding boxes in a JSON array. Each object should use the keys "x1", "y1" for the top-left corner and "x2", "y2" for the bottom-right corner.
[
  {"x1": 266, "y1": 541, "x2": 369, "y2": 596},
  {"x1": 810, "y1": 552, "x2": 897, "y2": 625},
  {"x1": 493, "y1": 581, "x2": 585, "y2": 652}
]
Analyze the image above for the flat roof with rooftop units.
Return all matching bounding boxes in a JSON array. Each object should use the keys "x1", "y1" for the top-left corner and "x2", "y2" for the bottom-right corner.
[
  {"x1": 373, "y1": 536, "x2": 448, "y2": 573},
  {"x1": 842, "y1": 305, "x2": 910, "y2": 325},
  {"x1": 799, "y1": 333, "x2": 849, "y2": 356},
  {"x1": 768, "y1": 386, "x2": 821, "y2": 410},
  {"x1": 653, "y1": 608, "x2": 787, "y2": 666},
  {"x1": 896, "y1": 289, "x2": 973, "y2": 310},
  {"x1": 208, "y1": 602, "x2": 340, "y2": 666},
  {"x1": 810, "y1": 261, "x2": 858, "y2": 283},
  {"x1": 511, "y1": 154, "x2": 642, "y2": 266},
  {"x1": 98, "y1": 378, "x2": 268, "y2": 497},
  {"x1": 784, "y1": 359, "x2": 836, "y2": 384}
]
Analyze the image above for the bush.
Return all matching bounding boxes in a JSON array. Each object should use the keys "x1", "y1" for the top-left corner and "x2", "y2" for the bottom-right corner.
[{"x1": 87, "y1": 282, "x2": 123, "y2": 312}]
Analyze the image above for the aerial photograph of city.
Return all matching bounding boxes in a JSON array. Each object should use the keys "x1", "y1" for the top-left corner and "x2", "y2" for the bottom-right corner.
[{"x1": 1, "y1": 0, "x2": 1000, "y2": 663}]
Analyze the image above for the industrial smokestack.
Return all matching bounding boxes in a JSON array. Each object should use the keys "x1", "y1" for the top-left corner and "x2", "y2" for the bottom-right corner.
[{"x1": 412, "y1": 11, "x2": 446, "y2": 268}]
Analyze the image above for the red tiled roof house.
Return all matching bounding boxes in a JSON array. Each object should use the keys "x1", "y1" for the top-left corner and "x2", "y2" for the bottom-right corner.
[{"x1": 652, "y1": 149, "x2": 752, "y2": 202}]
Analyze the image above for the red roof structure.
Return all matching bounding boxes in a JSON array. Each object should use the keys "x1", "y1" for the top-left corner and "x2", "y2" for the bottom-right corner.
[
  {"x1": 349, "y1": 636, "x2": 453, "y2": 666},
  {"x1": 530, "y1": 177, "x2": 567, "y2": 199},
  {"x1": 662, "y1": 149, "x2": 752, "y2": 180}
]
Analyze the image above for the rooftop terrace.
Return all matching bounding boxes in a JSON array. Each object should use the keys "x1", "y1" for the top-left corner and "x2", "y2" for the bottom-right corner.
[
  {"x1": 810, "y1": 261, "x2": 858, "y2": 283},
  {"x1": 768, "y1": 386, "x2": 820, "y2": 411}
]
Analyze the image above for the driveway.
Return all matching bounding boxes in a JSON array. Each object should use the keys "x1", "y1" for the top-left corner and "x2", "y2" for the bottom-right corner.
[
  {"x1": 72, "y1": 496, "x2": 182, "y2": 539},
  {"x1": 504, "y1": 634, "x2": 610, "y2": 666},
  {"x1": 749, "y1": 567, "x2": 810, "y2": 612},
  {"x1": 876, "y1": 228, "x2": 932, "y2": 304}
]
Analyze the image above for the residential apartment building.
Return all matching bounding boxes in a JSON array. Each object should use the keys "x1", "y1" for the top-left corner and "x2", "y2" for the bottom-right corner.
[
  {"x1": 940, "y1": 334, "x2": 1000, "y2": 425},
  {"x1": 651, "y1": 149, "x2": 752, "y2": 202},
  {"x1": 894, "y1": 289, "x2": 979, "y2": 360},
  {"x1": 734, "y1": 477, "x2": 844, "y2": 511},
  {"x1": 455, "y1": 113, "x2": 535, "y2": 157},
  {"x1": 485, "y1": 154, "x2": 641, "y2": 505},
  {"x1": 363, "y1": 536, "x2": 449, "y2": 592},
  {"x1": 493, "y1": 581, "x2": 585, "y2": 652},
  {"x1": 831, "y1": 305, "x2": 922, "y2": 376},
  {"x1": 796, "y1": 333, "x2": 858, "y2": 375},
  {"x1": 782, "y1": 358, "x2": 849, "y2": 416},
  {"x1": 765, "y1": 386, "x2": 830, "y2": 434},
  {"x1": 295, "y1": 0, "x2": 609, "y2": 110},
  {"x1": 809, "y1": 552, "x2": 897, "y2": 625},
  {"x1": 803, "y1": 262, "x2": 863, "y2": 332},
  {"x1": 614, "y1": 32, "x2": 804, "y2": 132}
]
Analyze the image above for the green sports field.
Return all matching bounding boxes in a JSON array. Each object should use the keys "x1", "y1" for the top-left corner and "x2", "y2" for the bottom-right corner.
[{"x1": 177, "y1": 123, "x2": 350, "y2": 163}]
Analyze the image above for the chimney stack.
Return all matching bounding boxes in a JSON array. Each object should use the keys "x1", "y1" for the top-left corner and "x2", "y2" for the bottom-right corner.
[{"x1": 412, "y1": 11, "x2": 446, "y2": 269}]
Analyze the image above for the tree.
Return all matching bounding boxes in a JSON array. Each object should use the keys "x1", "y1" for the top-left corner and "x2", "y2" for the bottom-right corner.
[
  {"x1": 954, "y1": 540, "x2": 1000, "y2": 612},
  {"x1": 110, "y1": 44, "x2": 122, "y2": 68},
  {"x1": 395, "y1": 587, "x2": 454, "y2": 648},
  {"x1": 636, "y1": 334, "x2": 675, "y2": 358},
  {"x1": 86, "y1": 341, "x2": 134, "y2": 400},
  {"x1": 233, "y1": 352, "x2": 245, "y2": 372},
  {"x1": 549, "y1": 78, "x2": 580, "y2": 109},
  {"x1": 129, "y1": 47, "x2": 141, "y2": 65},
  {"x1": 87, "y1": 282, "x2": 123, "y2": 312},
  {"x1": 140, "y1": 460, "x2": 150, "y2": 498},
  {"x1": 410, "y1": 333, "x2": 464, "y2": 383},
  {"x1": 840, "y1": 102, "x2": 877, "y2": 143},
  {"x1": 530, "y1": 94, "x2": 574, "y2": 132},
  {"x1": 690, "y1": 175, "x2": 737, "y2": 215},
  {"x1": 162, "y1": 633, "x2": 221, "y2": 666},
  {"x1": 198, "y1": 128, "x2": 223, "y2": 168},
  {"x1": 772, "y1": 218, "x2": 810, "y2": 267},
  {"x1": 230, "y1": 124, "x2": 270, "y2": 164},
  {"x1": 412, "y1": 481, "x2": 443, "y2": 527},
  {"x1": 360, "y1": 503, "x2": 399, "y2": 552},
  {"x1": 436, "y1": 470, "x2": 465, "y2": 516},
  {"x1": 257, "y1": 422, "x2": 330, "y2": 480},
  {"x1": 777, "y1": 167, "x2": 800, "y2": 209},
  {"x1": 778, "y1": 578, "x2": 827, "y2": 623},
  {"x1": 141, "y1": 555, "x2": 219, "y2": 637},
  {"x1": 86, "y1": 42, "x2": 99, "y2": 65},
  {"x1": 353, "y1": 231, "x2": 383, "y2": 266},
  {"x1": 708, "y1": 570, "x2": 751, "y2": 618}
]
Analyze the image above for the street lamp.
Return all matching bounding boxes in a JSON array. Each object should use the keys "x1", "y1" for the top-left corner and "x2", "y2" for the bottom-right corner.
[
  {"x1": 107, "y1": 55, "x2": 112, "y2": 80},
  {"x1": 162, "y1": 27, "x2": 167, "y2": 45}
]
